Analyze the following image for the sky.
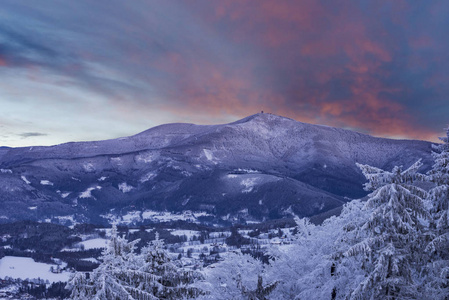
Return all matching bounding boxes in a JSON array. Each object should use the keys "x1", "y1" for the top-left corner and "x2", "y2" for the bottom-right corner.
[{"x1": 1, "y1": 0, "x2": 449, "y2": 147}]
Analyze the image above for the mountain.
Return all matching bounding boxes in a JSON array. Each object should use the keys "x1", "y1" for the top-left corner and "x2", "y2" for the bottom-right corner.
[{"x1": 0, "y1": 113, "x2": 434, "y2": 225}]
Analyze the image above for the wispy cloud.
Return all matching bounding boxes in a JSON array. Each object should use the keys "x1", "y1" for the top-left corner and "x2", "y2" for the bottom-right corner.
[
  {"x1": 18, "y1": 132, "x2": 48, "y2": 139},
  {"x1": 0, "y1": 0, "x2": 448, "y2": 146}
]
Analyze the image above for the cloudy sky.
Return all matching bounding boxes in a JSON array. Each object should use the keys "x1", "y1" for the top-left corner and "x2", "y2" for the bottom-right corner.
[{"x1": 1, "y1": 0, "x2": 448, "y2": 147}]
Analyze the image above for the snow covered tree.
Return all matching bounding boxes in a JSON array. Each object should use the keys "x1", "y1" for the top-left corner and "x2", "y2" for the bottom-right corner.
[
  {"x1": 427, "y1": 127, "x2": 449, "y2": 233},
  {"x1": 345, "y1": 160, "x2": 429, "y2": 299},
  {"x1": 423, "y1": 127, "x2": 449, "y2": 297},
  {"x1": 197, "y1": 252, "x2": 275, "y2": 300},
  {"x1": 67, "y1": 225, "x2": 147, "y2": 299},
  {"x1": 67, "y1": 226, "x2": 203, "y2": 299},
  {"x1": 266, "y1": 201, "x2": 369, "y2": 299},
  {"x1": 136, "y1": 234, "x2": 203, "y2": 299},
  {"x1": 236, "y1": 274, "x2": 278, "y2": 300},
  {"x1": 428, "y1": 127, "x2": 449, "y2": 185}
]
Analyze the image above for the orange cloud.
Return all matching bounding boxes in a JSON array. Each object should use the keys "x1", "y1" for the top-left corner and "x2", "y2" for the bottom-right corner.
[{"x1": 132, "y1": 1, "x2": 444, "y2": 142}]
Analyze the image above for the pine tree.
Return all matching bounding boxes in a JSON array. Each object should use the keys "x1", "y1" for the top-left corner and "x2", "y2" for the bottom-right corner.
[
  {"x1": 67, "y1": 226, "x2": 203, "y2": 299},
  {"x1": 345, "y1": 160, "x2": 429, "y2": 299}
]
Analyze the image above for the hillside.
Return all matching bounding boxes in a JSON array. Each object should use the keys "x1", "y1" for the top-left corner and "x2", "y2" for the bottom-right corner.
[{"x1": 0, "y1": 113, "x2": 433, "y2": 225}]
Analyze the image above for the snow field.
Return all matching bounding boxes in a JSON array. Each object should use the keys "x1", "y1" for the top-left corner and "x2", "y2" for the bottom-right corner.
[
  {"x1": 77, "y1": 238, "x2": 108, "y2": 250},
  {"x1": 0, "y1": 256, "x2": 71, "y2": 283},
  {"x1": 170, "y1": 230, "x2": 200, "y2": 240}
]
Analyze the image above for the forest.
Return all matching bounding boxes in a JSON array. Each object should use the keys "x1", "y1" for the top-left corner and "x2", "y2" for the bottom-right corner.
[{"x1": 65, "y1": 130, "x2": 449, "y2": 299}]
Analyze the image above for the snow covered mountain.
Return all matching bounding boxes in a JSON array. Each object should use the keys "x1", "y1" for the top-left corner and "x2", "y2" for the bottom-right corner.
[{"x1": 0, "y1": 113, "x2": 433, "y2": 225}]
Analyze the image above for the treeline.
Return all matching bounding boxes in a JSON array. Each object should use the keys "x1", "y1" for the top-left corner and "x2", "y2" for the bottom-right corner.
[{"x1": 0, "y1": 277, "x2": 70, "y2": 299}]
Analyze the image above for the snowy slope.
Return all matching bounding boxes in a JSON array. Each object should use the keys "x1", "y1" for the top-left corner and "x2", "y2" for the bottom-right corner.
[{"x1": 0, "y1": 113, "x2": 433, "y2": 224}]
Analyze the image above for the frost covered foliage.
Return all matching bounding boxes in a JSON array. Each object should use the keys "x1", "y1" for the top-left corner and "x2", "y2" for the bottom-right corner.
[
  {"x1": 67, "y1": 226, "x2": 203, "y2": 299},
  {"x1": 345, "y1": 160, "x2": 429, "y2": 299},
  {"x1": 197, "y1": 252, "x2": 277, "y2": 300},
  {"x1": 424, "y1": 128, "x2": 449, "y2": 297},
  {"x1": 266, "y1": 201, "x2": 369, "y2": 299},
  {"x1": 138, "y1": 236, "x2": 203, "y2": 299},
  {"x1": 427, "y1": 127, "x2": 449, "y2": 232}
]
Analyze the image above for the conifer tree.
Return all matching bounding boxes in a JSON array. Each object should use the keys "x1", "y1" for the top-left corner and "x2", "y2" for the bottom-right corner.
[
  {"x1": 67, "y1": 226, "x2": 203, "y2": 299},
  {"x1": 67, "y1": 225, "x2": 149, "y2": 299},
  {"x1": 345, "y1": 160, "x2": 428, "y2": 299},
  {"x1": 424, "y1": 127, "x2": 449, "y2": 297},
  {"x1": 136, "y1": 233, "x2": 203, "y2": 299},
  {"x1": 427, "y1": 127, "x2": 449, "y2": 234},
  {"x1": 197, "y1": 252, "x2": 271, "y2": 300},
  {"x1": 237, "y1": 274, "x2": 278, "y2": 300},
  {"x1": 266, "y1": 202, "x2": 369, "y2": 299}
]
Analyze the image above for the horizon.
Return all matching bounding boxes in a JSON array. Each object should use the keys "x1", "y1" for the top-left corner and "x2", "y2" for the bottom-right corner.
[{"x1": 1, "y1": 1, "x2": 449, "y2": 147}]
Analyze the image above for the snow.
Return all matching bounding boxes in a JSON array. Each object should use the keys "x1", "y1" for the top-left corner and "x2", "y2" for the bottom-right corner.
[
  {"x1": 61, "y1": 192, "x2": 71, "y2": 198},
  {"x1": 170, "y1": 230, "x2": 200, "y2": 239},
  {"x1": 0, "y1": 282, "x2": 19, "y2": 295},
  {"x1": 0, "y1": 256, "x2": 71, "y2": 283},
  {"x1": 136, "y1": 151, "x2": 159, "y2": 163},
  {"x1": 0, "y1": 169, "x2": 12, "y2": 174},
  {"x1": 80, "y1": 257, "x2": 99, "y2": 263},
  {"x1": 54, "y1": 215, "x2": 76, "y2": 225},
  {"x1": 40, "y1": 180, "x2": 53, "y2": 186},
  {"x1": 203, "y1": 149, "x2": 214, "y2": 161},
  {"x1": 111, "y1": 157, "x2": 122, "y2": 165},
  {"x1": 241, "y1": 177, "x2": 258, "y2": 193},
  {"x1": 140, "y1": 172, "x2": 156, "y2": 183},
  {"x1": 28, "y1": 206, "x2": 37, "y2": 210},
  {"x1": 98, "y1": 176, "x2": 107, "y2": 181},
  {"x1": 246, "y1": 220, "x2": 261, "y2": 224},
  {"x1": 181, "y1": 170, "x2": 192, "y2": 177},
  {"x1": 102, "y1": 210, "x2": 212, "y2": 225},
  {"x1": 21, "y1": 176, "x2": 31, "y2": 184},
  {"x1": 118, "y1": 182, "x2": 134, "y2": 193},
  {"x1": 141, "y1": 210, "x2": 210, "y2": 222},
  {"x1": 79, "y1": 186, "x2": 101, "y2": 198},
  {"x1": 77, "y1": 238, "x2": 109, "y2": 250},
  {"x1": 235, "y1": 168, "x2": 260, "y2": 174},
  {"x1": 83, "y1": 163, "x2": 95, "y2": 172},
  {"x1": 121, "y1": 211, "x2": 141, "y2": 223}
]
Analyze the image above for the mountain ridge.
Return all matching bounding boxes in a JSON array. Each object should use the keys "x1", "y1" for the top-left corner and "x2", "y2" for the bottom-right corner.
[{"x1": 0, "y1": 113, "x2": 434, "y2": 225}]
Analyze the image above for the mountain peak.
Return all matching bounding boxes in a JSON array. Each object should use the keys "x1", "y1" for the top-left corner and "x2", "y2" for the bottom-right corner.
[
  {"x1": 0, "y1": 110, "x2": 433, "y2": 225},
  {"x1": 231, "y1": 112, "x2": 296, "y2": 125}
]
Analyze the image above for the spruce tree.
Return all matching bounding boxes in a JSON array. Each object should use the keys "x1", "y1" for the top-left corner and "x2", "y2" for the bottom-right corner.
[
  {"x1": 345, "y1": 160, "x2": 428, "y2": 299},
  {"x1": 67, "y1": 225, "x2": 155, "y2": 300},
  {"x1": 427, "y1": 127, "x2": 449, "y2": 234},
  {"x1": 424, "y1": 127, "x2": 449, "y2": 297},
  {"x1": 136, "y1": 234, "x2": 203, "y2": 299},
  {"x1": 67, "y1": 226, "x2": 203, "y2": 299}
]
